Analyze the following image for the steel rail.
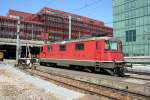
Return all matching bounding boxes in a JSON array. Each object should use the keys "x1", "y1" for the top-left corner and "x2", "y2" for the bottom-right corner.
[{"x1": 24, "y1": 68, "x2": 150, "y2": 100}]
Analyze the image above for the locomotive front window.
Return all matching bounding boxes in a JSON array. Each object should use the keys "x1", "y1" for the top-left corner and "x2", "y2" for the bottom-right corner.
[
  {"x1": 105, "y1": 40, "x2": 118, "y2": 51},
  {"x1": 118, "y1": 41, "x2": 122, "y2": 51},
  {"x1": 105, "y1": 40, "x2": 110, "y2": 50},
  {"x1": 110, "y1": 41, "x2": 118, "y2": 51}
]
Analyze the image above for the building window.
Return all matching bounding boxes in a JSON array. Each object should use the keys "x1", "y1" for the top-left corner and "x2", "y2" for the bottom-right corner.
[
  {"x1": 60, "y1": 45, "x2": 66, "y2": 51},
  {"x1": 75, "y1": 43, "x2": 84, "y2": 50},
  {"x1": 126, "y1": 30, "x2": 136, "y2": 42}
]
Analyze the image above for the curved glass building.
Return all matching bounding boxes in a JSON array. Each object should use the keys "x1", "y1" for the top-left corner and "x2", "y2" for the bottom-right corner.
[{"x1": 113, "y1": 0, "x2": 150, "y2": 56}]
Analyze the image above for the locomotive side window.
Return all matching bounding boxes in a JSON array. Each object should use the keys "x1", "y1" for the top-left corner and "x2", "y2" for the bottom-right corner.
[
  {"x1": 60, "y1": 45, "x2": 66, "y2": 51},
  {"x1": 41, "y1": 46, "x2": 43, "y2": 52},
  {"x1": 48, "y1": 45, "x2": 52, "y2": 52},
  {"x1": 105, "y1": 40, "x2": 110, "y2": 50},
  {"x1": 75, "y1": 43, "x2": 84, "y2": 50}
]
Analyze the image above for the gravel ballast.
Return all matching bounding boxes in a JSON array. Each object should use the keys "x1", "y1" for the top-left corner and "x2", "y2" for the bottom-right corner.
[{"x1": 0, "y1": 63, "x2": 85, "y2": 100}]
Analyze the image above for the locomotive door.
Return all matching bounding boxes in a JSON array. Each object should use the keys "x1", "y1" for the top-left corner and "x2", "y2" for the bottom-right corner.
[{"x1": 95, "y1": 41, "x2": 101, "y2": 60}]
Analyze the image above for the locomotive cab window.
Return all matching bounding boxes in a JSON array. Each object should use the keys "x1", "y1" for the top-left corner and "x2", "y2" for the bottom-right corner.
[
  {"x1": 60, "y1": 45, "x2": 66, "y2": 51},
  {"x1": 75, "y1": 43, "x2": 84, "y2": 50},
  {"x1": 105, "y1": 40, "x2": 118, "y2": 51},
  {"x1": 118, "y1": 41, "x2": 122, "y2": 51},
  {"x1": 105, "y1": 40, "x2": 110, "y2": 50},
  {"x1": 110, "y1": 41, "x2": 118, "y2": 51}
]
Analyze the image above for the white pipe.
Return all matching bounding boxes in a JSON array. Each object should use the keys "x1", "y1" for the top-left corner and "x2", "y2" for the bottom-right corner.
[{"x1": 68, "y1": 16, "x2": 71, "y2": 40}]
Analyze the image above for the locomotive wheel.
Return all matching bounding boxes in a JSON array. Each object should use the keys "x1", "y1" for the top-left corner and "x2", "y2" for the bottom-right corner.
[
  {"x1": 117, "y1": 67, "x2": 125, "y2": 77},
  {"x1": 112, "y1": 67, "x2": 124, "y2": 77},
  {"x1": 112, "y1": 68, "x2": 118, "y2": 76}
]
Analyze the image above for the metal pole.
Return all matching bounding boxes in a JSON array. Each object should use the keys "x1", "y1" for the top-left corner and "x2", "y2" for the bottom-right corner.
[
  {"x1": 68, "y1": 16, "x2": 71, "y2": 40},
  {"x1": 27, "y1": 43, "x2": 31, "y2": 58},
  {"x1": 16, "y1": 20, "x2": 20, "y2": 64},
  {"x1": 26, "y1": 42, "x2": 28, "y2": 58},
  {"x1": 32, "y1": 24, "x2": 33, "y2": 40},
  {"x1": 79, "y1": 31, "x2": 81, "y2": 39}
]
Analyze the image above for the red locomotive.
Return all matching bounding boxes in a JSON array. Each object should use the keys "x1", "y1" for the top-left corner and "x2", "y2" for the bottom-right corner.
[{"x1": 39, "y1": 37, "x2": 129, "y2": 76}]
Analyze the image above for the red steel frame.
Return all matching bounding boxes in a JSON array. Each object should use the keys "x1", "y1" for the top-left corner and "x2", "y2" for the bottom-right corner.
[{"x1": 0, "y1": 7, "x2": 113, "y2": 41}]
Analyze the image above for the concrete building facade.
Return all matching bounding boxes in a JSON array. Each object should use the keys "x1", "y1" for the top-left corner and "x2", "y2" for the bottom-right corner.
[{"x1": 113, "y1": 0, "x2": 150, "y2": 56}]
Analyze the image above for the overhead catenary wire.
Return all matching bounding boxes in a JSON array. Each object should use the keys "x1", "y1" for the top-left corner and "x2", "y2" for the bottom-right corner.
[
  {"x1": 71, "y1": 0, "x2": 103, "y2": 12},
  {"x1": 69, "y1": 0, "x2": 113, "y2": 26},
  {"x1": 72, "y1": 2, "x2": 113, "y2": 26}
]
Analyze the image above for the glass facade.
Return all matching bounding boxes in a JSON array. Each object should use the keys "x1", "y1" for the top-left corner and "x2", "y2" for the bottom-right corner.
[{"x1": 113, "y1": 0, "x2": 150, "y2": 56}]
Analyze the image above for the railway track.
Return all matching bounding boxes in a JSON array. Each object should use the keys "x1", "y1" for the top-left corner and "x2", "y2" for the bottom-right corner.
[
  {"x1": 26, "y1": 69, "x2": 112, "y2": 100},
  {"x1": 22, "y1": 67, "x2": 150, "y2": 100},
  {"x1": 41, "y1": 64, "x2": 150, "y2": 81},
  {"x1": 125, "y1": 73, "x2": 150, "y2": 81},
  {"x1": 128, "y1": 71, "x2": 150, "y2": 76},
  {"x1": 40, "y1": 65, "x2": 150, "y2": 82},
  {"x1": 128, "y1": 75, "x2": 150, "y2": 81}
]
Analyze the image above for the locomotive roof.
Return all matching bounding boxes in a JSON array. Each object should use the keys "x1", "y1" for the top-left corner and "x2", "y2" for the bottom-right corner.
[{"x1": 47, "y1": 37, "x2": 115, "y2": 45}]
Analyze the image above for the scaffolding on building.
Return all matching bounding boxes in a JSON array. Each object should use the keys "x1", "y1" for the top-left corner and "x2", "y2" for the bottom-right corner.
[{"x1": 0, "y1": 7, "x2": 113, "y2": 42}]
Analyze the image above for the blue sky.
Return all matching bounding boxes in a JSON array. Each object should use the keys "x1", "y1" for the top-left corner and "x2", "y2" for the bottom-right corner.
[{"x1": 0, "y1": 0, "x2": 112, "y2": 26}]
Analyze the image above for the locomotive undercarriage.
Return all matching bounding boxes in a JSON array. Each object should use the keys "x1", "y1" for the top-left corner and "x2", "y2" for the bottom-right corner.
[{"x1": 40, "y1": 58, "x2": 128, "y2": 77}]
